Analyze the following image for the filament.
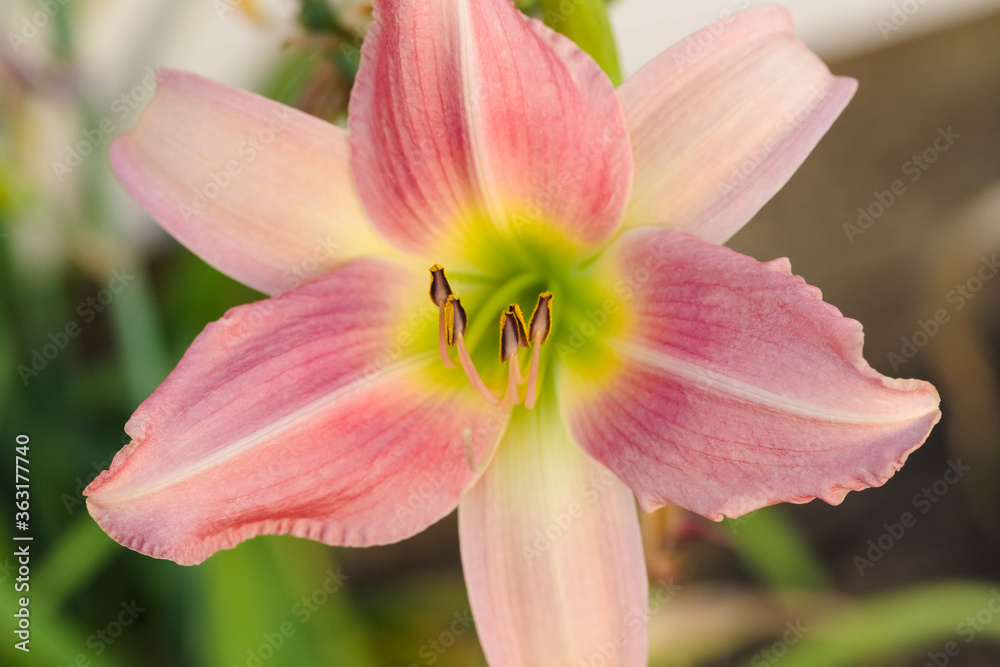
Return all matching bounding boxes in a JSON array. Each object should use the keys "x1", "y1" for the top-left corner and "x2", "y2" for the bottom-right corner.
[{"x1": 455, "y1": 333, "x2": 501, "y2": 406}]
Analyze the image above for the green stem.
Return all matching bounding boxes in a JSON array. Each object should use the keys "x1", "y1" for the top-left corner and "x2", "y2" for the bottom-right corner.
[{"x1": 539, "y1": 0, "x2": 623, "y2": 86}]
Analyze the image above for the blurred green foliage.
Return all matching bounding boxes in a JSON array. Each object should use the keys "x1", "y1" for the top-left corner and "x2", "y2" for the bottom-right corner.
[{"x1": 1, "y1": 1, "x2": 999, "y2": 666}]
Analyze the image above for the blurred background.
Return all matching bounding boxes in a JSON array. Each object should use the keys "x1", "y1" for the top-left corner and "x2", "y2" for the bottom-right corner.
[{"x1": 1, "y1": 0, "x2": 999, "y2": 665}]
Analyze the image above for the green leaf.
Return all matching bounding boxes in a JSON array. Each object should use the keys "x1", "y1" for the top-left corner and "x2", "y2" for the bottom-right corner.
[
  {"x1": 356, "y1": 573, "x2": 484, "y2": 667},
  {"x1": 0, "y1": 315, "x2": 11, "y2": 414},
  {"x1": 198, "y1": 537, "x2": 375, "y2": 667},
  {"x1": 725, "y1": 507, "x2": 830, "y2": 591},
  {"x1": 107, "y1": 265, "x2": 171, "y2": 404},
  {"x1": 299, "y1": 0, "x2": 339, "y2": 33},
  {"x1": 778, "y1": 581, "x2": 1000, "y2": 667},
  {"x1": 34, "y1": 515, "x2": 118, "y2": 608},
  {"x1": 539, "y1": 0, "x2": 622, "y2": 86},
  {"x1": 0, "y1": 519, "x2": 128, "y2": 667}
]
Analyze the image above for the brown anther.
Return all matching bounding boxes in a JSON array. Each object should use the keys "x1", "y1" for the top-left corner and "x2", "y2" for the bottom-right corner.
[
  {"x1": 499, "y1": 304, "x2": 529, "y2": 361},
  {"x1": 528, "y1": 292, "x2": 554, "y2": 344},
  {"x1": 444, "y1": 295, "x2": 468, "y2": 347},
  {"x1": 508, "y1": 304, "x2": 529, "y2": 347},
  {"x1": 429, "y1": 264, "x2": 453, "y2": 307}
]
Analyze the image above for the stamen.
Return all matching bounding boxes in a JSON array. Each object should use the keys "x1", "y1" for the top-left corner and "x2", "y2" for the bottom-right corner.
[
  {"x1": 429, "y1": 264, "x2": 455, "y2": 369},
  {"x1": 525, "y1": 292, "x2": 553, "y2": 410},
  {"x1": 427, "y1": 265, "x2": 543, "y2": 409},
  {"x1": 499, "y1": 304, "x2": 529, "y2": 405},
  {"x1": 448, "y1": 296, "x2": 501, "y2": 406}
]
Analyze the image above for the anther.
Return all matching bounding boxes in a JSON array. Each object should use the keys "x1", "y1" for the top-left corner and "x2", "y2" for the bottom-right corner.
[
  {"x1": 444, "y1": 295, "x2": 467, "y2": 346},
  {"x1": 429, "y1": 264, "x2": 453, "y2": 307},
  {"x1": 525, "y1": 292, "x2": 553, "y2": 410},
  {"x1": 429, "y1": 265, "x2": 455, "y2": 368},
  {"x1": 499, "y1": 304, "x2": 529, "y2": 362},
  {"x1": 528, "y1": 292, "x2": 553, "y2": 344},
  {"x1": 499, "y1": 304, "x2": 529, "y2": 404}
]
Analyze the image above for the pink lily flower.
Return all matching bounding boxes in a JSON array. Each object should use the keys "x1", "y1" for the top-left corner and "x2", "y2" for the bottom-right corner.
[{"x1": 86, "y1": 2, "x2": 941, "y2": 665}]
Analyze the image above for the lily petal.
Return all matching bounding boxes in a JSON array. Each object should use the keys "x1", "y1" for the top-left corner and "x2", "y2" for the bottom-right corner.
[
  {"x1": 86, "y1": 258, "x2": 509, "y2": 565},
  {"x1": 111, "y1": 69, "x2": 388, "y2": 295},
  {"x1": 459, "y1": 399, "x2": 648, "y2": 666},
  {"x1": 560, "y1": 228, "x2": 941, "y2": 521},
  {"x1": 349, "y1": 0, "x2": 633, "y2": 258},
  {"x1": 618, "y1": 5, "x2": 856, "y2": 244}
]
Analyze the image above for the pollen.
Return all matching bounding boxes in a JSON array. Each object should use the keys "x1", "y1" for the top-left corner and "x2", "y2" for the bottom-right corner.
[
  {"x1": 444, "y1": 295, "x2": 468, "y2": 347},
  {"x1": 499, "y1": 304, "x2": 529, "y2": 362}
]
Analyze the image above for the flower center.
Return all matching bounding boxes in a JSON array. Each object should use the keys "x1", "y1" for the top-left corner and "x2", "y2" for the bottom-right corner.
[{"x1": 429, "y1": 264, "x2": 552, "y2": 409}]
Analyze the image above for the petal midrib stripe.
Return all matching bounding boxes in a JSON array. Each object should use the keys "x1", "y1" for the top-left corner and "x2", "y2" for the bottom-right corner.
[
  {"x1": 456, "y1": 0, "x2": 506, "y2": 231},
  {"x1": 95, "y1": 352, "x2": 438, "y2": 504},
  {"x1": 607, "y1": 338, "x2": 935, "y2": 425}
]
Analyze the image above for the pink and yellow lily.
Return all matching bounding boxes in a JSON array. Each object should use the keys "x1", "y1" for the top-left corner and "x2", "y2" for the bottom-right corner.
[{"x1": 86, "y1": 2, "x2": 940, "y2": 665}]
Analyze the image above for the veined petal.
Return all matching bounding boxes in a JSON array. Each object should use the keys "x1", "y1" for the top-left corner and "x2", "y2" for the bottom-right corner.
[
  {"x1": 560, "y1": 229, "x2": 941, "y2": 521},
  {"x1": 86, "y1": 258, "x2": 509, "y2": 566},
  {"x1": 459, "y1": 398, "x2": 648, "y2": 667},
  {"x1": 111, "y1": 69, "x2": 388, "y2": 295},
  {"x1": 618, "y1": 5, "x2": 856, "y2": 244},
  {"x1": 349, "y1": 0, "x2": 633, "y2": 259}
]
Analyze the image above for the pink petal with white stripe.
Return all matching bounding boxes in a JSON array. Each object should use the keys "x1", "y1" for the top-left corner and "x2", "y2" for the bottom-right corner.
[
  {"x1": 349, "y1": 0, "x2": 633, "y2": 259},
  {"x1": 560, "y1": 228, "x2": 941, "y2": 520},
  {"x1": 111, "y1": 69, "x2": 388, "y2": 295},
  {"x1": 86, "y1": 258, "x2": 509, "y2": 565},
  {"x1": 459, "y1": 400, "x2": 648, "y2": 667},
  {"x1": 618, "y1": 5, "x2": 856, "y2": 244}
]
